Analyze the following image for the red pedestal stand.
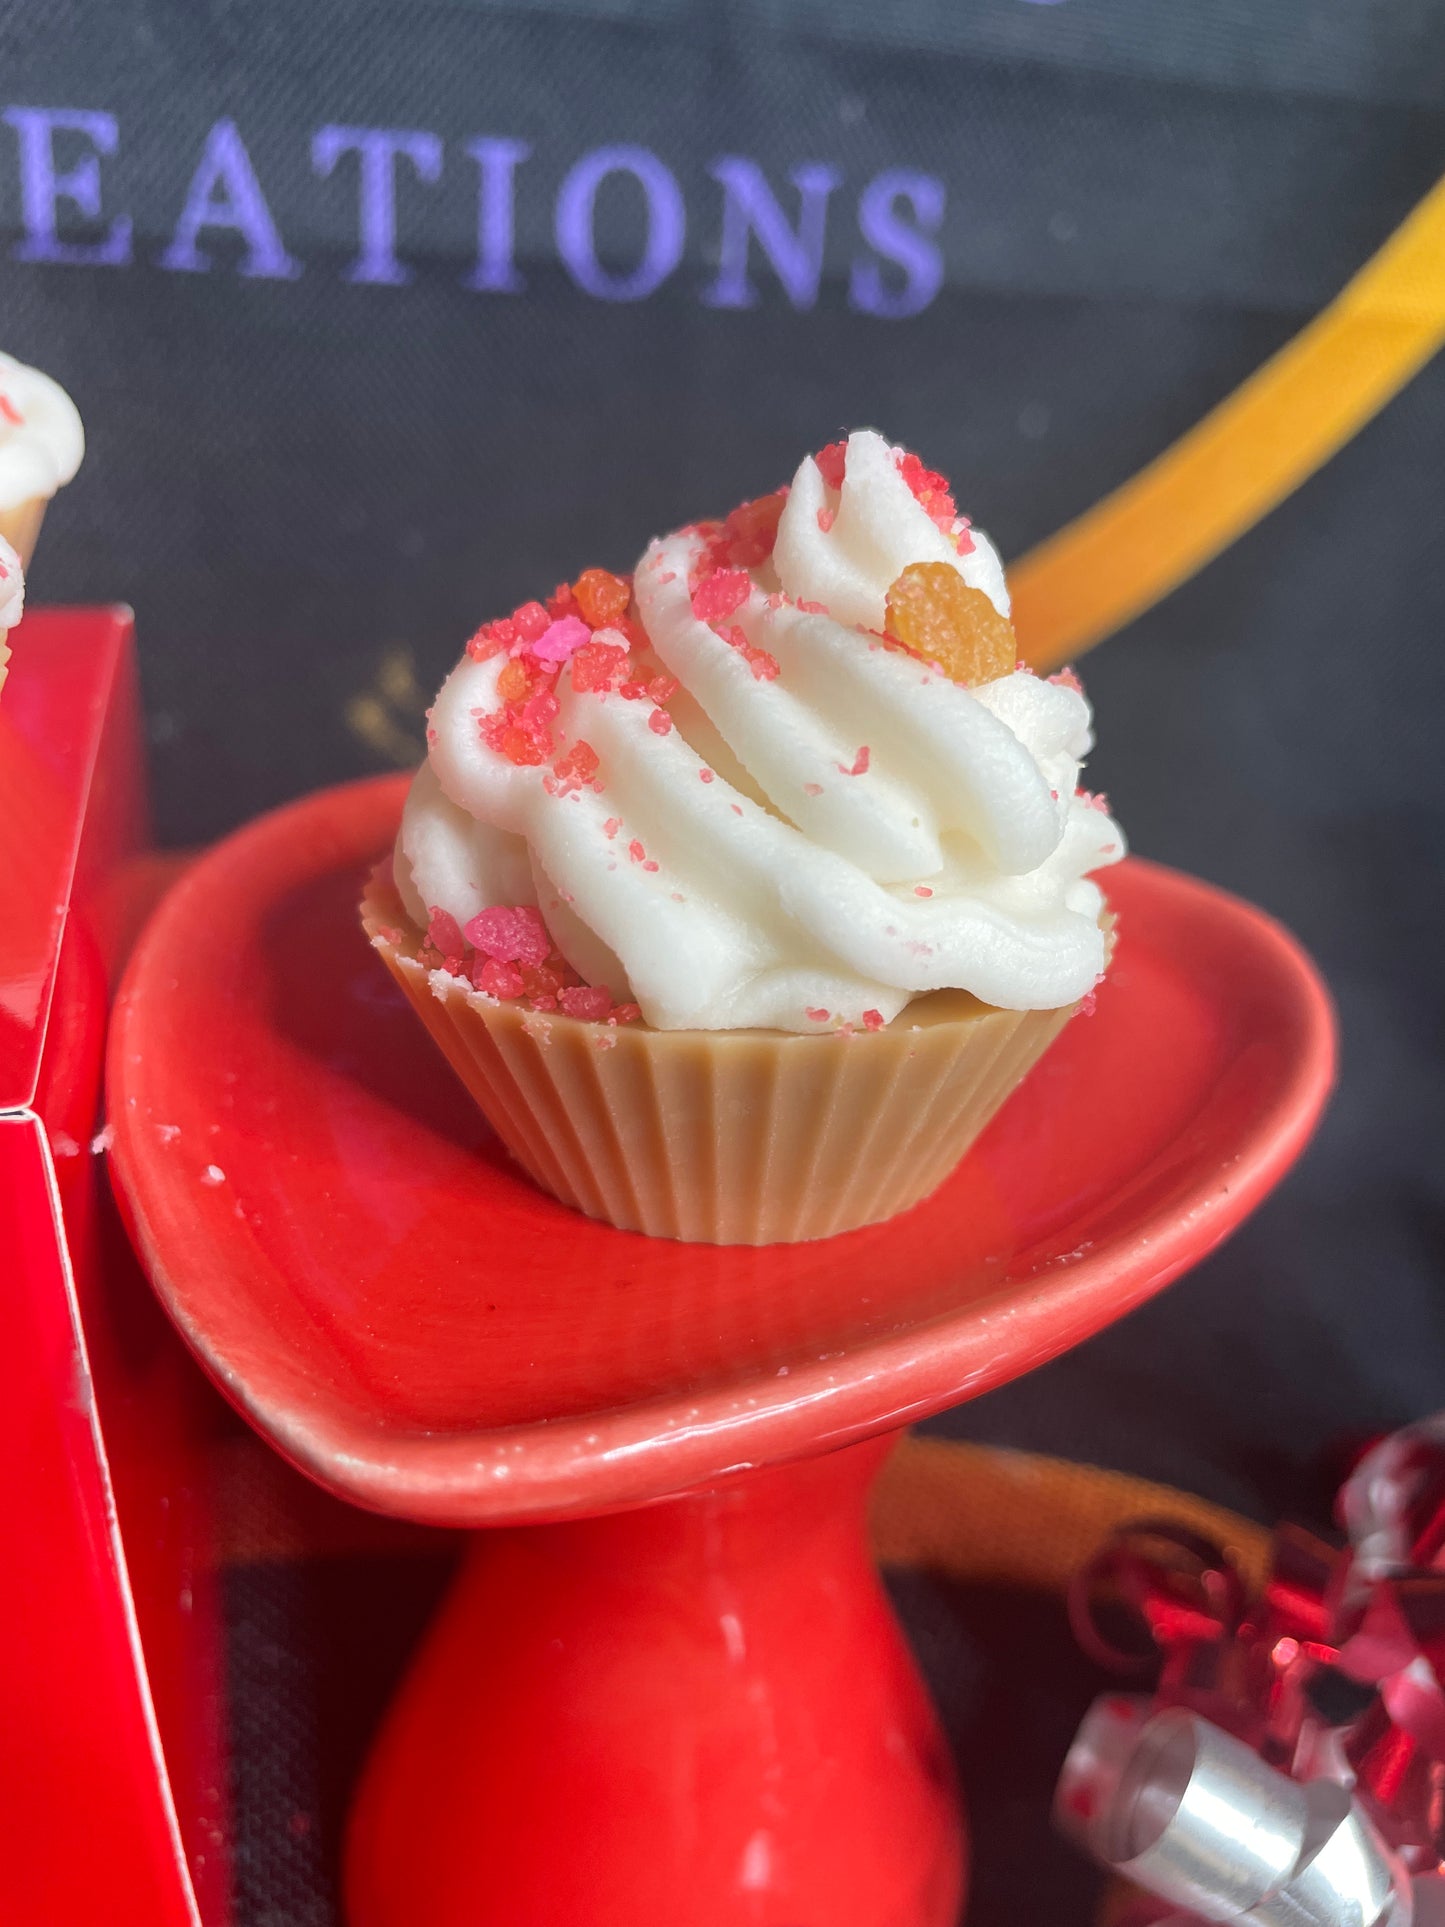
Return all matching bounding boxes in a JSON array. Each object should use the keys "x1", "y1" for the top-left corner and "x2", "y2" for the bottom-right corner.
[
  {"x1": 349, "y1": 1436, "x2": 960, "y2": 1927},
  {"x1": 107, "y1": 773, "x2": 1335, "y2": 1926}
]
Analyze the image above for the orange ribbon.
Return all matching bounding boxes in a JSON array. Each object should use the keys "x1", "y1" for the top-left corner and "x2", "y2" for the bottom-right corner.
[{"x1": 1011, "y1": 172, "x2": 1445, "y2": 670}]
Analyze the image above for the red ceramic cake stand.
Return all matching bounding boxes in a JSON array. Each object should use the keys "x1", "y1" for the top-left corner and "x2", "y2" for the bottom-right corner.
[{"x1": 107, "y1": 773, "x2": 1334, "y2": 1927}]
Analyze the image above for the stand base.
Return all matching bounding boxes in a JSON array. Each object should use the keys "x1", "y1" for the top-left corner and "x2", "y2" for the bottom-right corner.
[{"x1": 345, "y1": 1435, "x2": 963, "y2": 1926}]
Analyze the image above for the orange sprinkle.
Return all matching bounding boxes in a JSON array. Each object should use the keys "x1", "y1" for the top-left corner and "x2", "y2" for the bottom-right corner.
[
  {"x1": 496, "y1": 658, "x2": 531, "y2": 703},
  {"x1": 573, "y1": 568, "x2": 632, "y2": 628},
  {"x1": 885, "y1": 561, "x2": 1015, "y2": 687}
]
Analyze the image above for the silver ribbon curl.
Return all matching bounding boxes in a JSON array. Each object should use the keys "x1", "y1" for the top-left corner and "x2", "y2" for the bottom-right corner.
[{"x1": 1056, "y1": 1698, "x2": 1414, "y2": 1925}]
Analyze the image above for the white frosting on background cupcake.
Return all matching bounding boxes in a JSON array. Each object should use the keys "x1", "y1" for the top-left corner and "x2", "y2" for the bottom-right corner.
[
  {"x1": 0, "y1": 535, "x2": 24, "y2": 631},
  {"x1": 0, "y1": 352, "x2": 84, "y2": 511},
  {"x1": 396, "y1": 430, "x2": 1125, "y2": 1032}
]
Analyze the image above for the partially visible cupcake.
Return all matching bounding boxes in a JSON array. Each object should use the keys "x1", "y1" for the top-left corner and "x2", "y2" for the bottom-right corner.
[
  {"x1": 0, "y1": 350, "x2": 84, "y2": 568},
  {"x1": 363, "y1": 430, "x2": 1125, "y2": 1244},
  {"x1": 0, "y1": 534, "x2": 25, "y2": 696}
]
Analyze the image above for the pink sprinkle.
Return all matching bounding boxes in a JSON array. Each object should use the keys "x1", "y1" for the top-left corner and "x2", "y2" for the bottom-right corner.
[
  {"x1": 0, "y1": 394, "x2": 21, "y2": 427},
  {"x1": 795, "y1": 598, "x2": 828, "y2": 615},
  {"x1": 643, "y1": 859, "x2": 659, "y2": 872},
  {"x1": 628, "y1": 838, "x2": 646, "y2": 863},
  {"x1": 699, "y1": 767, "x2": 715, "y2": 783},
  {"x1": 512, "y1": 601, "x2": 550, "y2": 643},
  {"x1": 803, "y1": 782, "x2": 823, "y2": 797},
  {"x1": 805, "y1": 1008, "x2": 830, "y2": 1024},
  {"x1": 838, "y1": 746, "x2": 871, "y2": 777},
  {"x1": 604, "y1": 817, "x2": 621, "y2": 838},
  {"x1": 648, "y1": 708, "x2": 674, "y2": 735},
  {"x1": 522, "y1": 687, "x2": 560, "y2": 731},
  {"x1": 691, "y1": 569, "x2": 752, "y2": 623},
  {"x1": 531, "y1": 615, "x2": 591, "y2": 664},
  {"x1": 1079, "y1": 989, "x2": 1098, "y2": 1017},
  {"x1": 914, "y1": 885, "x2": 933, "y2": 898},
  {"x1": 730, "y1": 803, "x2": 743, "y2": 816},
  {"x1": 862, "y1": 1009, "x2": 885, "y2": 1032},
  {"x1": 657, "y1": 570, "x2": 676, "y2": 585},
  {"x1": 1050, "y1": 789, "x2": 1059, "y2": 801},
  {"x1": 561, "y1": 985, "x2": 614, "y2": 1021},
  {"x1": 816, "y1": 507, "x2": 836, "y2": 534},
  {"x1": 476, "y1": 955, "x2": 524, "y2": 1000},
  {"x1": 425, "y1": 907, "x2": 466, "y2": 964},
  {"x1": 1049, "y1": 666, "x2": 1083, "y2": 693},
  {"x1": 1079, "y1": 789, "x2": 1110, "y2": 813},
  {"x1": 953, "y1": 523, "x2": 975, "y2": 556},
  {"x1": 465, "y1": 904, "x2": 552, "y2": 968}
]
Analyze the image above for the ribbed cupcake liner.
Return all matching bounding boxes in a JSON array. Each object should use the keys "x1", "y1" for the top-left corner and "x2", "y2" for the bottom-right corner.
[
  {"x1": 0, "y1": 495, "x2": 47, "y2": 569},
  {"x1": 361, "y1": 873, "x2": 1081, "y2": 1245}
]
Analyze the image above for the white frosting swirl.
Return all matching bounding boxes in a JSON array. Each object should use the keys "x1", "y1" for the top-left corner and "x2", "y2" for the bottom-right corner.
[
  {"x1": 0, "y1": 352, "x2": 84, "y2": 511},
  {"x1": 0, "y1": 535, "x2": 24, "y2": 631},
  {"x1": 774, "y1": 426, "x2": 1009, "y2": 630},
  {"x1": 396, "y1": 430, "x2": 1125, "y2": 1032}
]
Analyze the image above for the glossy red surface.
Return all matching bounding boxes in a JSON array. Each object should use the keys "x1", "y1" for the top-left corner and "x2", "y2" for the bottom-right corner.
[
  {"x1": 0, "y1": 1118, "x2": 196, "y2": 1927},
  {"x1": 348, "y1": 1435, "x2": 962, "y2": 1927},
  {"x1": 0, "y1": 606, "x2": 144, "y2": 1107},
  {"x1": 107, "y1": 772, "x2": 1335, "y2": 1927},
  {"x1": 0, "y1": 607, "x2": 201, "y2": 1927},
  {"x1": 109, "y1": 773, "x2": 1336, "y2": 1527}
]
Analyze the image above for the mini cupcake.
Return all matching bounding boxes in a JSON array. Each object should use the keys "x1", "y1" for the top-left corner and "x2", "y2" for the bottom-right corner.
[
  {"x1": 0, "y1": 533, "x2": 24, "y2": 696},
  {"x1": 363, "y1": 430, "x2": 1125, "y2": 1244},
  {"x1": 0, "y1": 350, "x2": 85, "y2": 568}
]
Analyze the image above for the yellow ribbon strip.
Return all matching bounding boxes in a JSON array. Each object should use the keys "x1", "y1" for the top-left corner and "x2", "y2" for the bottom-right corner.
[
  {"x1": 1010, "y1": 172, "x2": 1445, "y2": 670},
  {"x1": 872, "y1": 1434, "x2": 1270, "y2": 1595}
]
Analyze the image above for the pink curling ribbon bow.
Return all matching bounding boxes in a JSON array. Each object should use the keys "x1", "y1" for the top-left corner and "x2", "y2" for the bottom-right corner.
[{"x1": 1055, "y1": 1416, "x2": 1445, "y2": 1924}]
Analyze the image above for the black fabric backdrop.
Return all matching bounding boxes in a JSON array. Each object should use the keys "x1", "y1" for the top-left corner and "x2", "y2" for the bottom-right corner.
[{"x1": 6, "y1": 0, "x2": 1445, "y2": 1680}]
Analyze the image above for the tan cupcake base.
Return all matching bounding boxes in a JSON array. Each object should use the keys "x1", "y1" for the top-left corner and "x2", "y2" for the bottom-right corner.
[
  {"x1": 362, "y1": 874, "x2": 1082, "y2": 1245},
  {"x1": 0, "y1": 495, "x2": 47, "y2": 570},
  {"x1": 362, "y1": 878, "x2": 1086, "y2": 1248}
]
